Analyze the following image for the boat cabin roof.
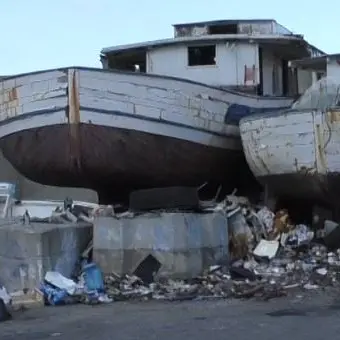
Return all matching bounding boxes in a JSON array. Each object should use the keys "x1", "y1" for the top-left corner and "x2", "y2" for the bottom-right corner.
[
  {"x1": 173, "y1": 18, "x2": 277, "y2": 27},
  {"x1": 289, "y1": 53, "x2": 340, "y2": 72},
  {"x1": 101, "y1": 34, "x2": 319, "y2": 56},
  {"x1": 101, "y1": 18, "x2": 325, "y2": 57}
]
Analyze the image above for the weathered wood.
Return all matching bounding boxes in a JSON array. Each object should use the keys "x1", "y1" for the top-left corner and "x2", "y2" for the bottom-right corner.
[
  {"x1": 240, "y1": 78, "x2": 340, "y2": 206},
  {"x1": 0, "y1": 67, "x2": 289, "y2": 202}
]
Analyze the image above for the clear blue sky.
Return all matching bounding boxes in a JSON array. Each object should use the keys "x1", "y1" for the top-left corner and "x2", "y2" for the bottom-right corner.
[{"x1": 1, "y1": 0, "x2": 334, "y2": 75}]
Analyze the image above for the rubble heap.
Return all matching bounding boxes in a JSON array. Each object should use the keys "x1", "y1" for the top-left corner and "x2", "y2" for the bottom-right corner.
[
  {"x1": 6, "y1": 190, "x2": 340, "y2": 307},
  {"x1": 99, "y1": 193, "x2": 340, "y2": 302}
]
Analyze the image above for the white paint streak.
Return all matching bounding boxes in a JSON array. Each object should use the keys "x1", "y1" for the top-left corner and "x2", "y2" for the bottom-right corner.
[{"x1": 54, "y1": 230, "x2": 77, "y2": 278}]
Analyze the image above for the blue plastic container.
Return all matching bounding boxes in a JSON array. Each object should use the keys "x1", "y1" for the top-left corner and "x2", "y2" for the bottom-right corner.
[{"x1": 82, "y1": 263, "x2": 105, "y2": 292}]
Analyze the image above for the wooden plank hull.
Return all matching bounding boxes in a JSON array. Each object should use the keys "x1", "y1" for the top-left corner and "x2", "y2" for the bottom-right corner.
[
  {"x1": 0, "y1": 67, "x2": 292, "y2": 202},
  {"x1": 240, "y1": 107, "x2": 340, "y2": 206}
]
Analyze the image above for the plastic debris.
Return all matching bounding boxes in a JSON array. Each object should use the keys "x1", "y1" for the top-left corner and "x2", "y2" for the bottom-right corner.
[
  {"x1": 45, "y1": 271, "x2": 78, "y2": 295},
  {"x1": 253, "y1": 240, "x2": 279, "y2": 259},
  {"x1": 33, "y1": 191, "x2": 340, "y2": 307},
  {"x1": 39, "y1": 262, "x2": 111, "y2": 306},
  {"x1": 0, "y1": 286, "x2": 11, "y2": 305},
  {"x1": 257, "y1": 207, "x2": 275, "y2": 234},
  {"x1": 82, "y1": 263, "x2": 105, "y2": 292},
  {"x1": 39, "y1": 282, "x2": 72, "y2": 306},
  {"x1": 316, "y1": 268, "x2": 327, "y2": 276}
]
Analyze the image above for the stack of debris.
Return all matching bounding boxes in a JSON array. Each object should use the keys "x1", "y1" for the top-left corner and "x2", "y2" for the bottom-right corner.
[
  {"x1": 95, "y1": 195, "x2": 340, "y2": 302},
  {"x1": 19, "y1": 197, "x2": 115, "y2": 225},
  {"x1": 13, "y1": 188, "x2": 340, "y2": 306}
]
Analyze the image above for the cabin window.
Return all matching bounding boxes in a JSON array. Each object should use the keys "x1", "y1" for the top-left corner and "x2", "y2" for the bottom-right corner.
[
  {"x1": 209, "y1": 24, "x2": 238, "y2": 35},
  {"x1": 187, "y1": 45, "x2": 216, "y2": 66}
]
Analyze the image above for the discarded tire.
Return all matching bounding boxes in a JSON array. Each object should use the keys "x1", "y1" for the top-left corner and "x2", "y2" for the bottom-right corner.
[
  {"x1": 0, "y1": 298, "x2": 11, "y2": 322},
  {"x1": 129, "y1": 186, "x2": 200, "y2": 211}
]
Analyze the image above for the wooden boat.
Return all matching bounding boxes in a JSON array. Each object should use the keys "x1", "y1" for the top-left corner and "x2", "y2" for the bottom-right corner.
[
  {"x1": 0, "y1": 19, "x2": 325, "y2": 202},
  {"x1": 0, "y1": 67, "x2": 293, "y2": 201},
  {"x1": 240, "y1": 75, "x2": 340, "y2": 207}
]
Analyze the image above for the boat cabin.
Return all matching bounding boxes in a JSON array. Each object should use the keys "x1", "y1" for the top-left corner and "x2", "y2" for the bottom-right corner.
[
  {"x1": 288, "y1": 54, "x2": 340, "y2": 110},
  {"x1": 100, "y1": 19, "x2": 325, "y2": 98},
  {"x1": 289, "y1": 53, "x2": 340, "y2": 81}
]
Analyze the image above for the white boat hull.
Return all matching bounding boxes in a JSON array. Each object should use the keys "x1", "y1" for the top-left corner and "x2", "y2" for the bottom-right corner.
[
  {"x1": 240, "y1": 108, "x2": 340, "y2": 205},
  {"x1": 0, "y1": 67, "x2": 292, "y2": 201}
]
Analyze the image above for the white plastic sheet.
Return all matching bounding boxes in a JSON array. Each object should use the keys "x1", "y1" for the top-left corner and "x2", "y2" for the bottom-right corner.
[{"x1": 44, "y1": 271, "x2": 77, "y2": 295}]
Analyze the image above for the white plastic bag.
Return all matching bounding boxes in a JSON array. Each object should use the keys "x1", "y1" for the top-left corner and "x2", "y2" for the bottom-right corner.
[{"x1": 0, "y1": 286, "x2": 11, "y2": 305}]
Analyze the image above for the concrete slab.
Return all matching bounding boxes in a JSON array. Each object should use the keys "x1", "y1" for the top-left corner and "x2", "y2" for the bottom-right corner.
[
  {"x1": 93, "y1": 212, "x2": 228, "y2": 279},
  {"x1": 0, "y1": 221, "x2": 92, "y2": 294}
]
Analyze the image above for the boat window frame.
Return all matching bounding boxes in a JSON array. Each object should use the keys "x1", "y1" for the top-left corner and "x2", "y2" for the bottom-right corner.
[{"x1": 187, "y1": 44, "x2": 217, "y2": 67}]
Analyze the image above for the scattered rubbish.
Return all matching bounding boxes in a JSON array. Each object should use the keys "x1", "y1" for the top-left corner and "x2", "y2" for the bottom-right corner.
[
  {"x1": 82, "y1": 263, "x2": 105, "y2": 292},
  {"x1": 304, "y1": 283, "x2": 319, "y2": 290},
  {"x1": 40, "y1": 262, "x2": 111, "y2": 306},
  {"x1": 15, "y1": 188, "x2": 340, "y2": 309},
  {"x1": 288, "y1": 224, "x2": 314, "y2": 247},
  {"x1": 257, "y1": 207, "x2": 275, "y2": 234},
  {"x1": 44, "y1": 272, "x2": 78, "y2": 295},
  {"x1": 209, "y1": 265, "x2": 222, "y2": 273},
  {"x1": 253, "y1": 240, "x2": 279, "y2": 259},
  {"x1": 0, "y1": 286, "x2": 11, "y2": 305},
  {"x1": 316, "y1": 268, "x2": 327, "y2": 276}
]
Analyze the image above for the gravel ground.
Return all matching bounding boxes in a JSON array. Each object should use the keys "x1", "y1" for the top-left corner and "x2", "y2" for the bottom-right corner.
[{"x1": 1, "y1": 289, "x2": 340, "y2": 340}]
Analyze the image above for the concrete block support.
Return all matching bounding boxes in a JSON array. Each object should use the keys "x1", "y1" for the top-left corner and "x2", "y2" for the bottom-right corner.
[
  {"x1": 0, "y1": 221, "x2": 92, "y2": 293},
  {"x1": 93, "y1": 212, "x2": 228, "y2": 279}
]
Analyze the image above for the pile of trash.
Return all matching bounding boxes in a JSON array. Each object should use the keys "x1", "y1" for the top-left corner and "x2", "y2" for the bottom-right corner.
[
  {"x1": 38, "y1": 262, "x2": 112, "y2": 306},
  {"x1": 10, "y1": 189, "x2": 340, "y2": 307},
  {"x1": 19, "y1": 197, "x2": 115, "y2": 225},
  {"x1": 209, "y1": 194, "x2": 340, "y2": 296},
  {"x1": 96, "y1": 198, "x2": 340, "y2": 302},
  {"x1": 35, "y1": 193, "x2": 340, "y2": 305},
  {"x1": 103, "y1": 266, "x2": 286, "y2": 302},
  {"x1": 99, "y1": 246, "x2": 340, "y2": 303}
]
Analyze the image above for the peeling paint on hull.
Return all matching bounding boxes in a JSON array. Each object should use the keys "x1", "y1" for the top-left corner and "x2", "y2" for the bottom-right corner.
[{"x1": 240, "y1": 104, "x2": 340, "y2": 206}]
